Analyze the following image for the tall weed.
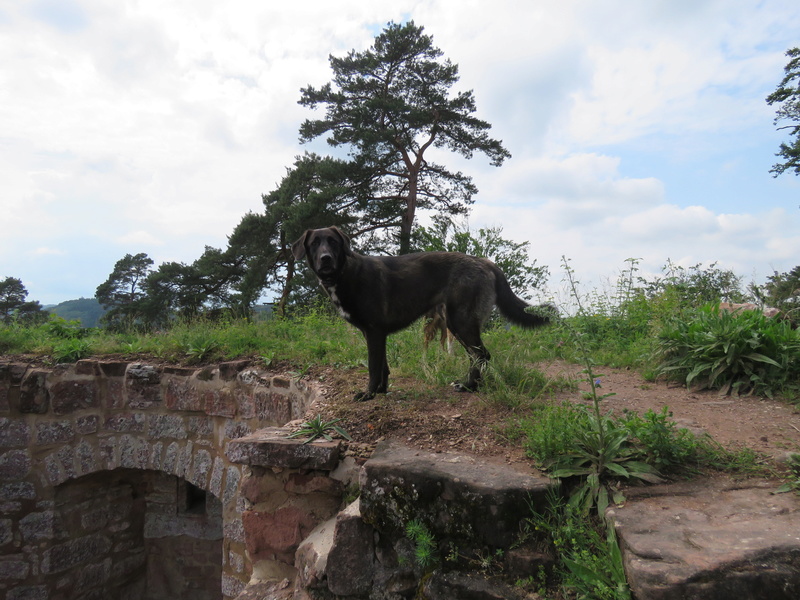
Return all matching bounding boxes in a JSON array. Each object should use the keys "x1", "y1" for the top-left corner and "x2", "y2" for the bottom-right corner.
[{"x1": 526, "y1": 492, "x2": 631, "y2": 600}]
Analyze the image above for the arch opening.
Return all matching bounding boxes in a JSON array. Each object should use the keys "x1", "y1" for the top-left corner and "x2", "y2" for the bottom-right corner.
[{"x1": 50, "y1": 468, "x2": 223, "y2": 600}]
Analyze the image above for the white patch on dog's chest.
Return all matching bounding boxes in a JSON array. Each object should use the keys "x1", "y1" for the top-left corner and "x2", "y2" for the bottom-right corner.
[{"x1": 325, "y1": 284, "x2": 351, "y2": 320}]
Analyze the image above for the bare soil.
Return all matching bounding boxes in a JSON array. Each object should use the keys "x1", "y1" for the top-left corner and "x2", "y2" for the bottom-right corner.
[
  {"x1": 307, "y1": 359, "x2": 800, "y2": 474},
  {"x1": 8, "y1": 351, "x2": 798, "y2": 475}
]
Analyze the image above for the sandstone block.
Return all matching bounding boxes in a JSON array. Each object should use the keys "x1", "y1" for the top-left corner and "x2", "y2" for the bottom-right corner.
[
  {"x1": 360, "y1": 441, "x2": 556, "y2": 547},
  {"x1": 35, "y1": 420, "x2": 75, "y2": 445},
  {"x1": 219, "y1": 360, "x2": 249, "y2": 381},
  {"x1": 98, "y1": 361, "x2": 129, "y2": 378},
  {"x1": 255, "y1": 391, "x2": 291, "y2": 424},
  {"x1": 285, "y1": 472, "x2": 343, "y2": 496},
  {"x1": 226, "y1": 428, "x2": 340, "y2": 471},
  {"x1": 205, "y1": 389, "x2": 236, "y2": 418},
  {"x1": 43, "y1": 533, "x2": 113, "y2": 574},
  {"x1": 0, "y1": 417, "x2": 30, "y2": 447},
  {"x1": 0, "y1": 449, "x2": 31, "y2": 482},
  {"x1": 126, "y1": 363, "x2": 161, "y2": 408},
  {"x1": 19, "y1": 369, "x2": 49, "y2": 414},
  {"x1": 294, "y1": 514, "x2": 336, "y2": 589},
  {"x1": 147, "y1": 414, "x2": 187, "y2": 440},
  {"x1": 165, "y1": 378, "x2": 205, "y2": 412},
  {"x1": 234, "y1": 388, "x2": 256, "y2": 419},
  {"x1": 326, "y1": 499, "x2": 374, "y2": 596},
  {"x1": 0, "y1": 555, "x2": 30, "y2": 580},
  {"x1": 76, "y1": 415, "x2": 99, "y2": 434},
  {"x1": 104, "y1": 413, "x2": 145, "y2": 433},
  {"x1": 50, "y1": 379, "x2": 98, "y2": 414},
  {"x1": 242, "y1": 506, "x2": 317, "y2": 563},
  {"x1": 74, "y1": 360, "x2": 99, "y2": 376},
  {"x1": 222, "y1": 573, "x2": 245, "y2": 598},
  {"x1": 611, "y1": 477, "x2": 800, "y2": 600}
]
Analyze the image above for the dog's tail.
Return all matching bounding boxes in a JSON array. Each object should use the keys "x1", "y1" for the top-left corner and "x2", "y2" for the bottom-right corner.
[{"x1": 492, "y1": 265, "x2": 556, "y2": 328}]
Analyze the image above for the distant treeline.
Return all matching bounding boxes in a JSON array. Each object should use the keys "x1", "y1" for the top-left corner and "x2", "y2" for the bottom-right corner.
[{"x1": 45, "y1": 297, "x2": 274, "y2": 329}]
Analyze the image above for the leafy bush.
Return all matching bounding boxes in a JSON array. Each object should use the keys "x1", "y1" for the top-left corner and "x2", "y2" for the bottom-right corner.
[
  {"x1": 526, "y1": 493, "x2": 631, "y2": 600},
  {"x1": 0, "y1": 323, "x2": 38, "y2": 354},
  {"x1": 43, "y1": 316, "x2": 93, "y2": 339},
  {"x1": 619, "y1": 407, "x2": 702, "y2": 473},
  {"x1": 655, "y1": 304, "x2": 800, "y2": 397},
  {"x1": 544, "y1": 402, "x2": 662, "y2": 518},
  {"x1": 52, "y1": 338, "x2": 93, "y2": 363},
  {"x1": 637, "y1": 259, "x2": 745, "y2": 310},
  {"x1": 514, "y1": 402, "x2": 590, "y2": 465},
  {"x1": 777, "y1": 454, "x2": 800, "y2": 495}
]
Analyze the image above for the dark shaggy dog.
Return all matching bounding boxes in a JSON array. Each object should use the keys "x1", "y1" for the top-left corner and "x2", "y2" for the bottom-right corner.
[{"x1": 292, "y1": 226, "x2": 555, "y2": 400}]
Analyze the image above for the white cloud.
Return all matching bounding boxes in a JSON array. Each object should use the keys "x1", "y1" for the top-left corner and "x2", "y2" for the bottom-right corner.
[
  {"x1": 1, "y1": 0, "x2": 799, "y2": 305},
  {"x1": 31, "y1": 247, "x2": 65, "y2": 256},
  {"x1": 116, "y1": 230, "x2": 163, "y2": 247}
]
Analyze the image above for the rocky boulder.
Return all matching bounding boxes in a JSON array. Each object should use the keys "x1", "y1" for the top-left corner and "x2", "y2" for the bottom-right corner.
[
  {"x1": 609, "y1": 477, "x2": 800, "y2": 599},
  {"x1": 359, "y1": 441, "x2": 557, "y2": 548}
]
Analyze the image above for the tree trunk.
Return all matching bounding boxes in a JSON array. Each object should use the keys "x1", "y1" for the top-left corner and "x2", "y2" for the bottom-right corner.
[
  {"x1": 277, "y1": 251, "x2": 295, "y2": 317},
  {"x1": 398, "y1": 166, "x2": 419, "y2": 255}
]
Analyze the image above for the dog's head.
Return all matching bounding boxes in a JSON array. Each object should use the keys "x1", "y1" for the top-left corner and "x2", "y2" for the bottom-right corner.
[{"x1": 292, "y1": 226, "x2": 351, "y2": 281}]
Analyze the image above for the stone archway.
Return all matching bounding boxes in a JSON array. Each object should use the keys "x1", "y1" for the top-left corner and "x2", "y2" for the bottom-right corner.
[
  {"x1": 44, "y1": 467, "x2": 225, "y2": 599},
  {"x1": 0, "y1": 359, "x2": 321, "y2": 600}
]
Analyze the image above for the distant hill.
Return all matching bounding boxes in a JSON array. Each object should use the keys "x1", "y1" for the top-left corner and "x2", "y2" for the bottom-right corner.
[
  {"x1": 43, "y1": 299, "x2": 273, "y2": 328},
  {"x1": 48, "y1": 298, "x2": 106, "y2": 328}
]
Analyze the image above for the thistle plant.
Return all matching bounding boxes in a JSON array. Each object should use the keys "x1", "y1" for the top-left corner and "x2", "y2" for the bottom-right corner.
[{"x1": 548, "y1": 257, "x2": 661, "y2": 520}]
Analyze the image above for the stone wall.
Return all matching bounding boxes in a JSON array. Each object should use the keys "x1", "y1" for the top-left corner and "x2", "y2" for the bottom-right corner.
[
  {"x1": 1, "y1": 358, "x2": 561, "y2": 600},
  {"x1": 226, "y1": 434, "x2": 557, "y2": 600},
  {"x1": 0, "y1": 359, "x2": 325, "y2": 600}
]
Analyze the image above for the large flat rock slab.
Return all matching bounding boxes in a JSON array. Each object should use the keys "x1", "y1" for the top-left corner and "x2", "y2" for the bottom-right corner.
[
  {"x1": 226, "y1": 427, "x2": 340, "y2": 470},
  {"x1": 359, "y1": 441, "x2": 557, "y2": 548},
  {"x1": 609, "y1": 477, "x2": 800, "y2": 600}
]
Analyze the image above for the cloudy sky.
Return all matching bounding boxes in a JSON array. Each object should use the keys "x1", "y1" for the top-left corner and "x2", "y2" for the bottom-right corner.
[{"x1": 2, "y1": 0, "x2": 799, "y2": 306}]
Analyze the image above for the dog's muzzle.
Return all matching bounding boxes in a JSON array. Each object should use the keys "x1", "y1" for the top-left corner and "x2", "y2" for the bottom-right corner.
[{"x1": 315, "y1": 253, "x2": 336, "y2": 277}]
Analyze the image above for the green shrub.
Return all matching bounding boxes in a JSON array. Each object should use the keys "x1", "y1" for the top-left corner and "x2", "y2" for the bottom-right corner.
[
  {"x1": 52, "y1": 338, "x2": 93, "y2": 363},
  {"x1": 526, "y1": 493, "x2": 631, "y2": 600},
  {"x1": 777, "y1": 454, "x2": 800, "y2": 495},
  {"x1": 620, "y1": 407, "x2": 702, "y2": 473},
  {"x1": 405, "y1": 519, "x2": 438, "y2": 570},
  {"x1": 43, "y1": 316, "x2": 92, "y2": 339},
  {"x1": 655, "y1": 304, "x2": 800, "y2": 397},
  {"x1": 513, "y1": 402, "x2": 591, "y2": 466}
]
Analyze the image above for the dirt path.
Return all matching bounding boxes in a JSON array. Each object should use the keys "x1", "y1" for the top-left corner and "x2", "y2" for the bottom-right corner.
[
  {"x1": 315, "y1": 360, "x2": 800, "y2": 471},
  {"x1": 543, "y1": 360, "x2": 800, "y2": 460}
]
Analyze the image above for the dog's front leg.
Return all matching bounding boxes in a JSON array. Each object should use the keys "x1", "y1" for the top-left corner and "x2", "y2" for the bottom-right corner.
[{"x1": 354, "y1": 330, "x2": 389, "y2": 401}]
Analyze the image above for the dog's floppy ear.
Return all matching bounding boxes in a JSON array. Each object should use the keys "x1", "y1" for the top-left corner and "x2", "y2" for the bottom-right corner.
[
  {"x1": 291, "y1": 230, "x2": 310, "y2": 260},
  {"x1": 329, "y1": 226, "x2": 352, "y2": 254}
]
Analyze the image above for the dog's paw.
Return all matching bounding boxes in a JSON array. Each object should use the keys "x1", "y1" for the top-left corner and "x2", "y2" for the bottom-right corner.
[{"x1": 353, "y1": 390, "x2": 375, "y2": 402}]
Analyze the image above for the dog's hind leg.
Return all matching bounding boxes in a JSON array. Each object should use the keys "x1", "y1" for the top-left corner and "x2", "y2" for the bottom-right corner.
[
  {"x1": 460, "y1": 340, "x2": 490, "y2": 392},
  {"x1": 356, "y1": 330, "x2": 390, "y2": 401},
  {"x1": 448, "y1": 319, "x2": 491, "y2": 392}
]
